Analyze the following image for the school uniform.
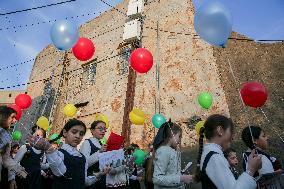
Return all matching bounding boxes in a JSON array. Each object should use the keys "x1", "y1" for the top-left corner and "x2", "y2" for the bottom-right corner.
[
  {"x1": 80, "y1": 137, "x2": 106, "y2": 189},
  {"x1": 46, "y1": 143, "x2": 97, "y2": 189},
  {"x1": 243, "y1": 149, "x2": 282, "y2": 177},
  {"x1": 152, "y1": 145, "x2": 184, "y2": 189},
  {"x1": 128, "y1": 164, "x2": 141, "y2": 189},
  {"x1": 15, "y1": 145, "x2": 44, "y2": 189},
  {"x1": 0, "y1": 128, "x2": 24, "y2": 182},
  {"x1": 200, "y1": 143, "x2": 256, "y2": 189}
]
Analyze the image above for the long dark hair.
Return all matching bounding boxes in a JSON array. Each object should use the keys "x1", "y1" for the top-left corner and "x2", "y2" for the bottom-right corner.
[
  {"x1": 194, "y1": 114, "x2": 234, "y2": 182},
  {"x1": 0, "y1": 106, "x2": 16, "y2": 129},
  {"x1": 145, "y1": 119, "x2": 182, "y2": 182},
  {"x1": 241, "y1": 126, "x2": 262, "y2": 149},
  {"x1": 50, "y1": 119, "x2": 86, "y2": 143}
]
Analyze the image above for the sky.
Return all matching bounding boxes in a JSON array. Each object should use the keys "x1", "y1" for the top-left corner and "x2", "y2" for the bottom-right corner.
[{"x1": 0, "y1": 0, "x2": 283, "y2": 90}]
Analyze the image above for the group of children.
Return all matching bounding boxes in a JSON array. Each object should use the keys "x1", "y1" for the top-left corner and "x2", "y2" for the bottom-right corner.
[{"x1": 0, "y1": 105, "x2": 282, "y2": 189}]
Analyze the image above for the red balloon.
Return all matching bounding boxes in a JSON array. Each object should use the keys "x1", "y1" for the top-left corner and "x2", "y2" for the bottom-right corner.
[
  {"x1": 8, "y1": 104, "x2": 22, "y2": 120},
  {"x1": 72, "y1": 37, "x2": 95, "y2": 61},
  {"x1": 15, "y1": 94, "x2": 32, "y2": 109},
  {"x1": 240, "y1": 82, "x2": 268, "y2": 108},
  {"x1": 130, "y1": 48, "x2": 153, "y2": 73}
]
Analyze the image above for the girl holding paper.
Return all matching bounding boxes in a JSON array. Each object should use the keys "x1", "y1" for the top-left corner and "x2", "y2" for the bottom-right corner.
[{"x1": 80, "y1": 120, "x2": 108, "y2": 189}]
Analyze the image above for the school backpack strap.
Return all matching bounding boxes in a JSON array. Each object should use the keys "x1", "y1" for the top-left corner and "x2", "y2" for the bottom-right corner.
[
  {"x1": 202, "y1": 151, "x2": 219, "y2": 172},
  {"x1": 201, "y1": 151, "x2": 219, "y2": 189}
]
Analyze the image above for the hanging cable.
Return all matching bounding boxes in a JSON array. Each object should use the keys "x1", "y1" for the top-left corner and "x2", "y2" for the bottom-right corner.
[{"x1": 0, "y1": 0, "x2": 77, "y2": 16}]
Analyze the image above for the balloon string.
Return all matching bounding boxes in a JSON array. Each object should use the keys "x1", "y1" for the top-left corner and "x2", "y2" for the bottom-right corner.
[
  {"x1": 260, "y1": 108, "x2": 284, "y2": 143},
  {"x1": 226, "y1": 54, "x2": 255, "y2": 146}
]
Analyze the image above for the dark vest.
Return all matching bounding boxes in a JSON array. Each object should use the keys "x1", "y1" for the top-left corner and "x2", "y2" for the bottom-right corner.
[
  {"x1": 17, "y1": 145, "x2": 43, "y2": 189},
  {"x1": 52, "y1": 149, "x2": 86, "y2": 189},
  {"x1": 201, "y1": 151, "x2": 218, "y2": 189},
  {"x1": 86, "y1": 139, "x2": 106, "y2": 189},
  {"x1": 242, "y1": 150, "x2": 282, "y2": 177},
  {"x1": 87, "y1": 139, "x2": 101, "y2": 175}
]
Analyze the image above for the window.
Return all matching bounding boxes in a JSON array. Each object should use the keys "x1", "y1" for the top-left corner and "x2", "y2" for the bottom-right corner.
[
  {"x1": 81, "y1": 59, "x2": 97, "y2": 87},
  {"x1": 118, "y1": 48, "x2": 131, "y2": 75},
  {"x1": 9, "y1": 93, "x2": 12, "y2": 97}
]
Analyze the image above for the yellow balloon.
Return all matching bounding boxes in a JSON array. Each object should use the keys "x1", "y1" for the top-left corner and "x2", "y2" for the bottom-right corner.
[
  {"x1": 129, "y1": 108, "x2": 145, "y2": 125},
  {"x1": 195, "y1": 120, "x2": 205, "y2": 136},
  {"x1": 95, "y1": 114, "x2": 109, "y2": 129},
  {"x1": 63, "y1": 104, "x2": 77, "y2": 117},
  {"x1": 36, "y1": 116, "x2": 49, "y2": 131}
]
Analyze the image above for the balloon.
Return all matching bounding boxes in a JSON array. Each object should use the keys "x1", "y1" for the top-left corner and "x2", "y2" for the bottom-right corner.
[
  {"x1": 50, "y1": 20, "x2": 79, "y2": 51},
  {"x1": 36, "y1": 116, "x2": 49, "y2": 131},
  {"x1": 15, "y1": 94, "x2": 32, "y2": 109},
  {"x1": 240, "y1": 82, "x2": 268, "y2": 108},
  {"x1": 130, "y1": 48, "x2": 153, "y2": 73},
  {"x1": 133, "y1": 149, "x2": 146, "y2": 166},
  {"x1": 63, "y1": 104, "x2": 77, "y2": 117},
  {"x1": 129, "y1": 108, "x2": 145, "y2": 125},
  {"x1": 72, "y1": 37, "x2": 95, "y2": 61},
  {"x1": 100, "y1": 137, "x2": 108, "y2": 145},
  {"x1": 194, "y1": 0, "x2": 232, "y2": 47},
  {"x1": 95, "y1": 114, "x2": 109, "y2": 129},
  {"x1": 12, "y1": 131, "x2": 22, "y2": 141},
  {"x1": 198, "y1": 92, "x2": 213, "y2": 109},
  {"x1": 152, "y1": 114, "x2": 166, "y2": 129},
  {"x1": 8, "y1": 104, "x2": 22, "y2": 120},
  {"x1": 50, "y1": 134, "x2": 60, "y2": 144},
  {"x1": 195, "y1": 120, "x2": 205, "y2": 135}
]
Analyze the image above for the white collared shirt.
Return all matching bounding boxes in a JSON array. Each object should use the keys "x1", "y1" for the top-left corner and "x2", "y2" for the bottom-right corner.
[
  {"x1": 200, "y1": 143, "x2": 257, "y2": 189},
  {"x1": 46, "y1": 143, "x2": 97, "y2": 186},
  {"x1": 80, "y1": 137, "x2": 101, "y2": 167}
]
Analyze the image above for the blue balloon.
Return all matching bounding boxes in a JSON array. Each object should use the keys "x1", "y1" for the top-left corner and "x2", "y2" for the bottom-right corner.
[
  {"x1": 194, "y1": 0, "x2": 232, "y2": 47},
  {"x1": 152, "y1": 114, "x2": 166, "y2": 129},
  {"x1": 50, "y1": 20, "x2": 79, "y2": 51}
]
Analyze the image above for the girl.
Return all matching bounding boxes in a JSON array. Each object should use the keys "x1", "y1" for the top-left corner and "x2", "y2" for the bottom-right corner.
[
  {"x1": 28, "y1": 119, "x2": 108, "y2": 189},
  {"x1": 195, "y1": 114, "x2": 262, "y2": 189},
  {"x1": 242, "y1": 126, "x2": 282, "y2": 177},
  {"x1": 13, "y1": 127, "x2": 48, "y2": 189},
  {"x1": 149, "y1": 119, "x2": 192, "y2": 189},
  {"x1": 126, "y1": 144, "x2": 142, "y2": 189},
  {"x1": 80, "y1": 120, "x2": 108, "y2": 189},
  {"x1": 0, "y1": 106, "x2": 26, "y2": 185}
]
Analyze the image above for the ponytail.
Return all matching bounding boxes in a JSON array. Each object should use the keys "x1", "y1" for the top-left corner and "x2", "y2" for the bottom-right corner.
[{"x1": 194, "y1": 127, "x2": 205, "y2": 182}]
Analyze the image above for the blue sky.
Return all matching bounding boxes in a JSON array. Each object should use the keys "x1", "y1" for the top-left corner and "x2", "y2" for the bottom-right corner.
[{"x1": 0, "y1": 0, "x2": 283, "y2": 90}]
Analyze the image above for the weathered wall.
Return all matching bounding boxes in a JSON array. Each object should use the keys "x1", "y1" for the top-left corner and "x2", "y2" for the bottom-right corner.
[{"x1": 25, "y1": 0, "x2": 283, "y2": 158}]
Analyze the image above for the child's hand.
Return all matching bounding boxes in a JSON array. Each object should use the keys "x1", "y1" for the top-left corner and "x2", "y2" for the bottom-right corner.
[
  {"x1": 247, "y1": 149, "x2": 262, "y2": 176},
  {"x1": 99, "y1": 145, "x2": 107, "y2": 153},
  {"x1": 103, "y1": 166, "x2": 112, "y2": 175},
  {"x1": 180, "y1": 174, "x2": 193, "y2": 184},
  {"x1": 9, "y1": 180, "x2": 17, "y2": 189}
]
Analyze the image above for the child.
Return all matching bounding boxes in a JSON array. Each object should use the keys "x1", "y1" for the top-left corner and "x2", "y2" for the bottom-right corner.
[
  {"x1": 224, "y1": 148, "x2": 239, "y2": 179},
  {"x1": 0, "y1": 106, "x2": 26, "y2": 185},
  {"x1": 80, "y1": 120, "x2": 108, "y2": 189},
  {"x1": 13, "y1": 127, "x2": 48, "y2": 189},
  {"x1": 143, "y1": 144, "x2": 154, "y2": 189},
  {"x1": 28, "y1": 119, "x2": 108, "y2": 189},
  {"x1": 242, "y1": 126, "x2": 282, "y2": 177},
  {"x1": 195, "y1": 114, "x2": 262, "y2": 189},
  {"x1": 126, "y1": 144, "x2": 142, "y2": 189},
  {"x1": 150, "y1": 119, "x2": 192, "y2": 189}
]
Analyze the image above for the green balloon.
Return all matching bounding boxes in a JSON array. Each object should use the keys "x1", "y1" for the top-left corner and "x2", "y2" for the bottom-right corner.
[
  {"x1": 133, "y1": 150, "x2": 146, "y2": 166},
  {"x1": 198, "y1": 92, "x2": 213, "y2": 109},
  {"x1": 12, "y1": 131, "x2": 22, "y2": 141},
  {"x1": 100, "y1": 137, "x2": 107, "y2": 145},
  {"x1": 47, "y1": 127, "x2": 51, "y2": 133},
  {"x1": 50, "y1": 134, "x2": 60, "y2": 144}
]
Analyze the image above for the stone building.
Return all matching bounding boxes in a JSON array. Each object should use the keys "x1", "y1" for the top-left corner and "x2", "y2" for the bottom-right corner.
[
  {"x1": 0, "y1": 90, "x2": 25, "y2": 106},
  {"x1": 22, "y1": 0, "x2": 283, "y2": 159}
]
